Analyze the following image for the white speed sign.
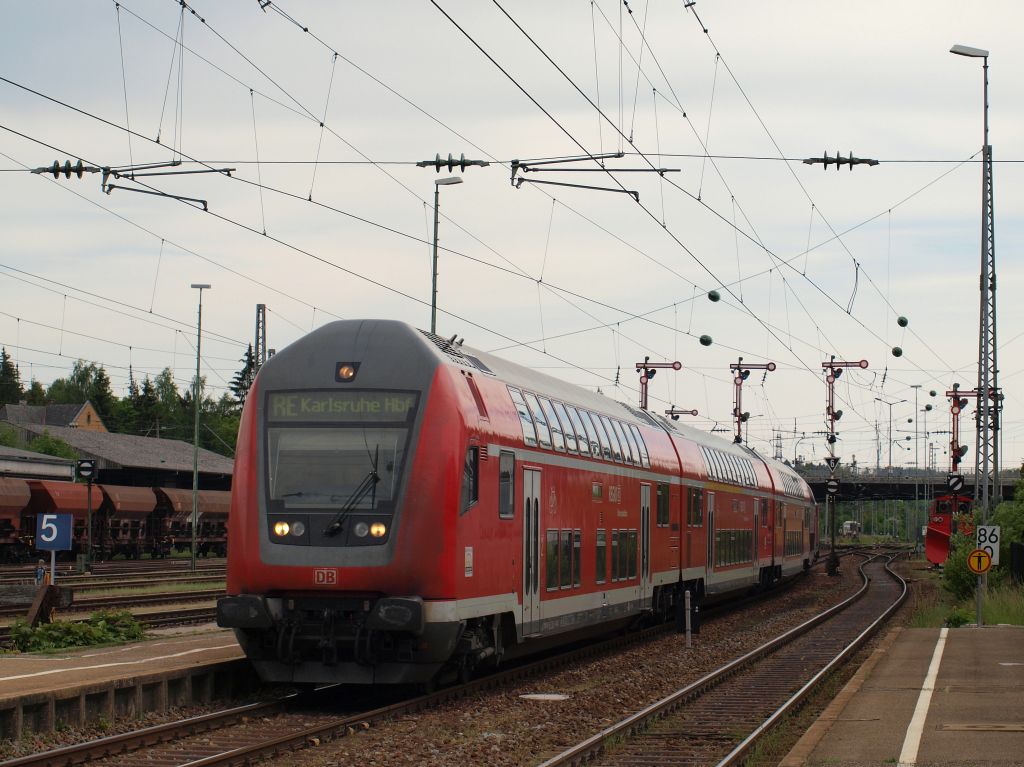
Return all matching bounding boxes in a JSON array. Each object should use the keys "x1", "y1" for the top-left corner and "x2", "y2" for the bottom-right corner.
[{"x1": 976, "y1": 525, "x2": 1000, "y2": 566}]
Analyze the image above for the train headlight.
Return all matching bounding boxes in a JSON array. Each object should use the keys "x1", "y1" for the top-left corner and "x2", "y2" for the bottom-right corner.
[
  {"x1": 290, "y1": 521, "x2": 306, "y2": 536},
  {"x1": 273, "y1": 521, "x2": 290, "y2": 537},
  {"x1": 354, "y1": 522, "x2": 369, "y2": 538},
  {"x1": 370, "y1": 522, "x2": 387, "y2": 538}
]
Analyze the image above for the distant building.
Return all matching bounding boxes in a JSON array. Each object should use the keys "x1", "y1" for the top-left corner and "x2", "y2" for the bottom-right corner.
[
  {"x1": 0, "y1": 402, "x2": 108, "y2": 432},
  {"x1": 3, "y1": 423, "x2": 233, "y2": 490},
  {"x1": 0, "y1": 444, "x2": 75, "y2": 481}
]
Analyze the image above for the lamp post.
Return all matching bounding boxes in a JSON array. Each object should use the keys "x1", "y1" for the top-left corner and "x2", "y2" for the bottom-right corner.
[
  {"x1": 430, "y1": 176, "x2": 462, "y2": 334},
  {"x1": 190, "y1": 283, "x2": 210, "y2": 573},
  {"x1": 950, "y1": 43, "x2": 998, "y2": 526}
]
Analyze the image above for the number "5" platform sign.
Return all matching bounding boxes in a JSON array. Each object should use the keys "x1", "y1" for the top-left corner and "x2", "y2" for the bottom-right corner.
[{"x1": 36, "y1": 513, "x2": 73, "y2": 551}]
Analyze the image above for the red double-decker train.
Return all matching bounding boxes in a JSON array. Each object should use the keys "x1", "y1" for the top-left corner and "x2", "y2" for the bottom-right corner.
[{"x1": 218, "y1": 320, "x2": 818, "y2": 686}]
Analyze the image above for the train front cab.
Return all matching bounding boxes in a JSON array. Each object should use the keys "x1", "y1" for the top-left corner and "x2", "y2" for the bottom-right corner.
[{"x1": 219, "y1": 322, "x2": 476, "y2": 685}]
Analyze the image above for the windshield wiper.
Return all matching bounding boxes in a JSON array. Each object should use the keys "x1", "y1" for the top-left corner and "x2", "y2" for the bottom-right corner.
[{"x1": 323, "y1": 446, "x2": 381, "y2": 536}]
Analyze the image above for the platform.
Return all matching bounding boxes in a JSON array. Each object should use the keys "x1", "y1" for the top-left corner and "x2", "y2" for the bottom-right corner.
[
  {"x1": 0, "y1": 626, "x2": 248, "y2": 739},
  {"x1": 783, "y1": 625, "x2": 1024, "y2": 766}
]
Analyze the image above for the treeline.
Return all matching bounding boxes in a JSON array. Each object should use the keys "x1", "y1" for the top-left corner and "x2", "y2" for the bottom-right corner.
[{"x1": 0, "y1": 346, "x2": 256, "y2": 458}]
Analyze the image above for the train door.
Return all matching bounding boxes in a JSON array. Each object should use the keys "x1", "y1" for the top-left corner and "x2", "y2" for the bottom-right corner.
[
  {"x1": 752, "y1": 500, "x2": 760, "y2": 578},
  {"x1": 522, "y1": 468, "x2": 541, "y2": 635},
  {"x1": 640, "y1": 484, "x2": 651, "y2": 602},
  {"x1": 706, "y1": 491, "x2": 715, "y2": 572}
]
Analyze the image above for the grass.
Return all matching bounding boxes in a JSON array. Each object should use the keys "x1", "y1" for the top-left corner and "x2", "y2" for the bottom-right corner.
[
  {"x1": 978, "y1": 585, "x2": 1024, "y2": 625},
  {"x1": 905, "y1": 556, "x2": 1024, "y2": 627}
]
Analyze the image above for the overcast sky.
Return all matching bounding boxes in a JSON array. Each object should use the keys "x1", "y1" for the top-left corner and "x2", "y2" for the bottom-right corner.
[{"x1": 2, "y1": 0, "x2": 1022, "y2": 473}]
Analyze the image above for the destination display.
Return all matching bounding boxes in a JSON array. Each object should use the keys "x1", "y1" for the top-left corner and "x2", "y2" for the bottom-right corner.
[{"x1": 267, "y1": 390, "x2": 418, "y2": 422}]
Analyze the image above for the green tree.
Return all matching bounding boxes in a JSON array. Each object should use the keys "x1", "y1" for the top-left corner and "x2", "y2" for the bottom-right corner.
[
  {"x1": 0, "y1": 423, "x2": 20, "y2": 448},
  {"x1": 29, "y1": 430, "x2": 78, "y2": 460},
  {"x1": 0, "y1": 347, "x2": 22, "y2": 405},
  {"x1": 992, "y1": 474, "x2": 1024, "y2": 570},
  {"x1": 229, "y1": 344, "x2": 256, "y2": 408},
  {"x1": 24, "y1": 379, "x2": 45, "y2": 405}
]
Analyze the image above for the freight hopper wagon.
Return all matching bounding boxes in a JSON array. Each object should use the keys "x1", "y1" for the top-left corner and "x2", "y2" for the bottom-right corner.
[{"x1": 218, "y1": 320, "x2": 817, "y2": 686}]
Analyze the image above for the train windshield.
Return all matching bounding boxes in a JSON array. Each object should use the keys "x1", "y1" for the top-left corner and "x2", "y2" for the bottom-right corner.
[{"x1": 264, "y1": 390, "x2": 419, "y2": 513}]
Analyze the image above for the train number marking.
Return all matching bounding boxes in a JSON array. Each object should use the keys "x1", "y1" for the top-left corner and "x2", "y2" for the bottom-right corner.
[{"x1": 314, "y1": 568, "x2": 338, "y2": 585}]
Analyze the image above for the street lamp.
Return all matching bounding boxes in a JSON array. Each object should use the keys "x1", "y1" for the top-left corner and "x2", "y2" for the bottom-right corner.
[
  {"x1": 430, "y1": 177, "x2": 462, "y2": 334},
  {"x1": 874, "y1": 397, "x2": 906, "y2": 474},
  {"x1": 190, "y1": 283, "x2": 210, "y2": 573},
  {"x1": 950, "y1": 43, "x2": 998, "y2": 525}
]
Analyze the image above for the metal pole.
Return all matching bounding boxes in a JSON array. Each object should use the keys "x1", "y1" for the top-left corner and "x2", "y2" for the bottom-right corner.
[
  {"x1": 191, "y1": 284, "x2": 209, "y2": 574},
  {"x1": 86, "y1": 479, "x2": 92, "y2": 569},
  {"x1": 431, "y1": 183, "x2": 440, "y2": 335}
]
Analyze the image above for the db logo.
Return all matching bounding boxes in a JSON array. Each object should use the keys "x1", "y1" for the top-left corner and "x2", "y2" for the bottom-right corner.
[
  {"x1": 931, "y1": 516, "x2": 943, "y2": 523},
  {"x1": 313, "y1": 568, "x2": 338, "y2": 585}
]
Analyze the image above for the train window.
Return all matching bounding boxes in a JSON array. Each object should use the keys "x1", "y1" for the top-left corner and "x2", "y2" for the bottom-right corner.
[
  {"x1": 588, "y1": 413, "x2": 613, "y2": 461},
  {"x1": 564, "y1": 405, "x2": 590, "y2": 455},
  {"x1": 761, "y1": 499, "x2": 769, "y2": 527},
  {"x1": 498, "y1": 451, "x2": 515, "y2": 519},
  {"x1": 611, "y1": 420, "x2": 635, "y2": 464},
  {"x1": 732, "y1": 499, "x2": 740, "y2": 515},
  {"x1": 523, "y1": 393, "x2": 552, "y2": 449},
  {"x1": 656, "y1": 483, "x2": 670, "y2": 526},
  {"x1": 560, "y1": 530, "x2": 572, "y2": 588},
  {"x1": 688, "y1": 488, "x2": 704, "y2": 525},
  {"x1": 629, "y1": 425, "x2": 650, "y2": 468},
  {"x1": 622, "y1": 528, "x2": 630, "y2": 577},
  {"x1": 545, "y1": 530, "x2": 559, "y2": 590},
  {"x1": 463, "y1": 374, "x2": 488, "y2": 419},
  {"x1": 618, "y1": 421, "x2": 640, "y2": 465},
  {"x1": 614, "y1": 528, "x2": 630, "y2": 577},
  {"x1": 573, "y1": 530, "x2": 582, "y2": 587},
  {"x1": 592, "y1": 482, "x2": 603, "y2": 500},
  {"x1": 553, "y1": 401, "x2": 578, "y2": 453},
  {"x1": 538, "y1": 397, "x2": 566, "y2": 452},
  {"x1": 777, "y1": 501, "x2": 785, "y2": 527},
  {"x1": 596, "y1": 529, "x2": 607, "y2": 584},
  {"x1": 611, "y1": 530, "x2": 619, "y2": 581},
  {"x1": 507, "y1": 387, "x2": 538, "y2": 447},
  {"x1": 579, "y1": 410, "x2": 605, "y2": 459},
  {"x1": 599, "y1": 415, "x2": 624, "y2": 462},
  {"x1": 460, "y1": 447, "x2": 479, "y2": 514}
]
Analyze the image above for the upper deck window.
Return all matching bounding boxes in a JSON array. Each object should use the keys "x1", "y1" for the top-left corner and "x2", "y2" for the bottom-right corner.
[
  {"x1": 630, "y1": 425, "x2": 650, "y2": 468},
  {"x1": 538, "y1": 396, "x2": 565, "y2": 452},
  {"x1": 553, "y1": 401, "x2": 579, "y2": 453},
  {"x1": 599, "y1": 415, "x2": 624, "y2": 462},
  {"x1": 577, "y1": 409, "x2": 602, "y2": 458},
  {"x1": 612, "y1": 420, "x2": 636, "y2": 464},
  {"x1": 523, "y1": 392, "x2": 552, "y2": 449},
  {"x1": 507, "y1": 387, "x2": 538, "y2": 447},
  {"x1": 586, "y1": 411, "x2": 612, "y2": 460}
]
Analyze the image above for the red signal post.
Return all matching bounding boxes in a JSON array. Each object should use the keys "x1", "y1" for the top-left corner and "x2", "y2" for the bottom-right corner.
[
  {"x1": 635, "y1": 357, "x2": 682, "y2": 411},
  {"x1": 728, "y1": 357, "x2": 776, "y2": 444},
  {"x1": 821, "y1": 356, "x2": 868, "y2": 576}
]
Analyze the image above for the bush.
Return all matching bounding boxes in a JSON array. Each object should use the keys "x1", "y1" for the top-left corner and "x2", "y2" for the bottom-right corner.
[
  {"x1": 945, "y1": 606, "x2": 972, "y2": 627},
  {"x1": 9, "y1": 610, "x2": 144, "y2": 652},
  {"x1": 942, "y1": 533, "x2": 977, "y2": 601}
]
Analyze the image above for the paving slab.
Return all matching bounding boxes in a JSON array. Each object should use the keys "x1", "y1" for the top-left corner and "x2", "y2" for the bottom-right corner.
[{"x1": 783, "y1": 625, "x2": 1024, "y2": 766}]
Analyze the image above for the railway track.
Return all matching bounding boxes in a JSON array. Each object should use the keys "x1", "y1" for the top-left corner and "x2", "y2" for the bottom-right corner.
[
  {"x1": 539, "y1": 551, "x2": 907, "y2": 767},
  {"x1": 0, "y1": 604, "x2": 218, "y2": 646},
  {"x1": 0, "y1": 589, "x2": 224, "y2": 621},
  {"x1": 1, "y1": 562, "x2": 848, "y2": 767},
  {"x1": 0, "y1": 563, "x2": 225, "y2": 586}
]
